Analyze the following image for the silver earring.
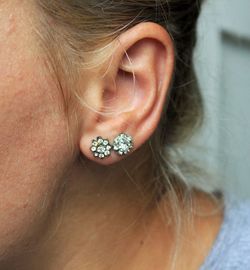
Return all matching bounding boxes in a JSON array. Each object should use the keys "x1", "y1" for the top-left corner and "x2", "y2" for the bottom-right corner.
[
  {"x1": 112, "y1": 133, "x2": 134, "y2": 156},
  {"x1": 90, "y1": 136, "x2": 112, "y2": 159}
]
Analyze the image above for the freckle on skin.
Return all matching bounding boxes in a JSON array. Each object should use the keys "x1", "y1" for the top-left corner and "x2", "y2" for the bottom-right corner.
[{"x1": 23, "y1": 203, "x2": 28, "y2": 209}]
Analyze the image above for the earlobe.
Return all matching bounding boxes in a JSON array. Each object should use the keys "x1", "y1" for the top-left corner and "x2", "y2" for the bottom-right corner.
[{"x1": 79, "y1": 22, "x2": 175, "y2": 165}]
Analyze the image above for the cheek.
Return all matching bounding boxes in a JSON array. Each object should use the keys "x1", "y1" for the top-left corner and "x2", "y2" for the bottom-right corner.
[{"x1": 0, "y1": 29, "x2": 73, "y2": 259}]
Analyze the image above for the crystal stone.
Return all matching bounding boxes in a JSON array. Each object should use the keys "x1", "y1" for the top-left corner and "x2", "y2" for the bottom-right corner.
[{"x1": 97, "y1": 146, "x2": 105, "y2": 153}]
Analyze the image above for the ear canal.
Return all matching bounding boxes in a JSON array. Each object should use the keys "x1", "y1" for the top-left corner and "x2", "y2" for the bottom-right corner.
[{"x1": 101, "y1": 64, "x2": 137, "y2": 118}]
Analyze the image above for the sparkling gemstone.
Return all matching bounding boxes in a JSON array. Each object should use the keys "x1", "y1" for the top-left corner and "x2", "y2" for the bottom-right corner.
[
  {"x1": 98, "y1": 138, "x2": 103, "y2": 144},
  {"x1": 97, "y1": 146, "x2": 105, "y2": 153},
  {"x1": 120, "y1": 144, "x2": 128, "y2": 151}
]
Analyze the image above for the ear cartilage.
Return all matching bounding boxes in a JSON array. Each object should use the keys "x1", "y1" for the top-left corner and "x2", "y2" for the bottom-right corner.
[
  {"x1": 112, "y1": 133, "x2": 133, "y2": 156},
  {"x1": 90, "y1": 136, "x2": 112, "y2": 159}
]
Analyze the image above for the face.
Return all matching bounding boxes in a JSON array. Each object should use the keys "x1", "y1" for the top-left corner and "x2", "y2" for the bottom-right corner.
[{"x1": 0, "y1": 1, "x2": 75, "y2": 261}]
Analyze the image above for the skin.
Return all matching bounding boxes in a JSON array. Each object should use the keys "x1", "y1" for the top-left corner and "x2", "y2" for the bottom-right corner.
[{"x1": 0, "y1": 1, "x2": 224, "y2": 270}]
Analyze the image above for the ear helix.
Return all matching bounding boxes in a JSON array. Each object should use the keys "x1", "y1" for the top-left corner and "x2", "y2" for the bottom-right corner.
[{"x1": 90, "y1": 133, "x2": 134, "y2": 159}]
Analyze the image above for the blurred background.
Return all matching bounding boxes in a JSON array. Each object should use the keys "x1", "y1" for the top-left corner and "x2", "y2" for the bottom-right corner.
[{"x1": 193, "y1": 0, "x2": 250, "y2": 198}]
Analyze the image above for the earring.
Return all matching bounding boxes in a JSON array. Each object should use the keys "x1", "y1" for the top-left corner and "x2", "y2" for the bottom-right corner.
[
  {"x1": 112, "y1": 133, "x2": 134, "y2": 156},
  {"x1": 90, "y1": 136, "x2": 113, "y2": 159}
]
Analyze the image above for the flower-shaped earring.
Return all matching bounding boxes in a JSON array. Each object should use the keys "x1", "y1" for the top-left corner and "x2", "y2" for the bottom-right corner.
[
  {"x1": 90, "y1": 133, "x2": 134, "y2": 159},
  {"x1": 112, "y1": 133, "x2": 134, "y2": 156},
  {"x1": 90, "y1": 136, "x2": 113, "y2": 159}
]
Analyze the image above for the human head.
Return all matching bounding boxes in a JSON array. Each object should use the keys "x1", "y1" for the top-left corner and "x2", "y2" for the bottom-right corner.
[{"x1": 0, "y1": 0, "x2": 203, "y2": 264}]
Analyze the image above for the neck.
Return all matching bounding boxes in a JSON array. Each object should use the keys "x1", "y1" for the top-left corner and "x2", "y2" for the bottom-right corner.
[
  {"x1": 6, "y1": 152, "x2": 223, "y2": 270},
  {"x1": 8, "y1": 149, "x2": 172, "y2": 270}
]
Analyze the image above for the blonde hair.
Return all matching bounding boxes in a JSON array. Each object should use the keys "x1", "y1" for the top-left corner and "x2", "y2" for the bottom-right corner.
[{"x1": 33, "y1": 1, "x2": 220, "y2": 268}]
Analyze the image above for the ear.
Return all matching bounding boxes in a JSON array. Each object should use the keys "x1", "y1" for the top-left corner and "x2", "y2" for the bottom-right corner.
[{"x1": 78, "y1": 22, "x2": 175, "y2": 165}]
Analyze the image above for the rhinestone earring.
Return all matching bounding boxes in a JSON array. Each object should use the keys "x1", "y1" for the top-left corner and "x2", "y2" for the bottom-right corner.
[
  {"x1": 90, "y1": 136, "x2": 113, "y2": 159},
  {"x1": 112, "y1": 133, "x2": 134, "y2": 156}
]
